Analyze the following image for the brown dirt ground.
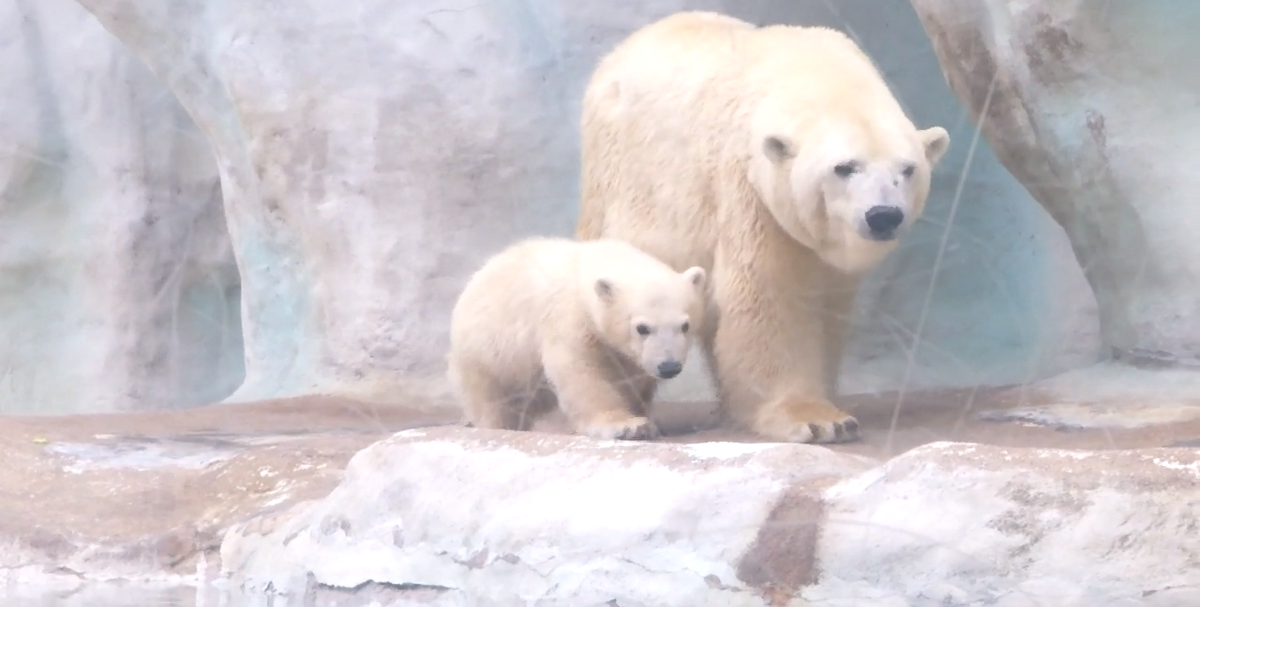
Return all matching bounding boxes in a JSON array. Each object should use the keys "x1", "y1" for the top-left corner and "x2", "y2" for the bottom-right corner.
[{"x1": 0, "y1": 384, "x2": 1199, "y2": 464}]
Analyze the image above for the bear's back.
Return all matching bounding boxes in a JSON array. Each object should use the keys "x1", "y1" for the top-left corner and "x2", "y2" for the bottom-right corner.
[
  {"x1": 585, "y1": 12, "x2": 909, "y2": 142},
  {"x1": 455, "y1": 238, "x2": 579, "y2": 327}
]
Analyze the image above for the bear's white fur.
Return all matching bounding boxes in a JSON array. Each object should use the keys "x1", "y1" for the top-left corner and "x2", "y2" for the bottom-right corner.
[
  {"x1": 447, "y1": 237, "x2": 706, "y2": 441},
  {"x1": 576, "y1": 11, "x2": 951, "y2": 444}
]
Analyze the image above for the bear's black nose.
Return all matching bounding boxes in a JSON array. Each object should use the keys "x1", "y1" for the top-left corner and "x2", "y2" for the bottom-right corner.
[
  {"x1": 657, "y1": 361, "x2": 683, "y2": 379},
  {"x1": 865, "y1": 206, "x2": 905, "y2": 235}
]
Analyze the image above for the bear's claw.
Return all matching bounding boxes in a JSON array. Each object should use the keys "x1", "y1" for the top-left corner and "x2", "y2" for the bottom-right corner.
[
  {"x1": 793, "y1": 417, "x2": 860, "y2": 443},
  {"x1": 805, "y1": 415, "x2": 860, "y2": 443},
  {"x1": 581, "y1": 416, "x2": 661, "y2": 442},
  {"x1": 755, "y1": 398, "x2": 862, "y2": 444}
]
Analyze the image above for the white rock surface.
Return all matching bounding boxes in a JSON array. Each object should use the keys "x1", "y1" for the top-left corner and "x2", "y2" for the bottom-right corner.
[
  {"x1": 220, "y1": 430, "x2": 1199, "y2": 607},
  {"x1": 810, "y1": 443, "x2": 1199, "y2": 606},
  {"x1": 4, "y1": 0, "x2": 1099, "y2": 414},
  {"x1": 221, "y1": 429, "x2": 876, "y2": 606},
  {"x1": 908, "y1": 0, "x2": 1200, "y2": 368},
  {"x1": 0, "y1": 0, "x2": 241, "y2": 414}
]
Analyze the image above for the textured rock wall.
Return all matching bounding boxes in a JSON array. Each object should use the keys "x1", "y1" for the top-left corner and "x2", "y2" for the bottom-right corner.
[
  {"x1": 4, "y1": 0, "x2": 1103, "y2": 413},
  {"x1": 908, "y1": 0, "x2": 1200, "y2": 368},
  {"x1": 0, "y1": 0, "x2": 241, "y2": 414}
]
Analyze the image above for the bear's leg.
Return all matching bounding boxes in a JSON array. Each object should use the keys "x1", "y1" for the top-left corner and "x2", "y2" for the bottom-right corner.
[
  {"x1": 709, "y1": 275, "x2": 860, "y2": 444},
  {"x1": 542, "y1": 342, "x2": 660, "y2": 441},
  {"x1": 697, "y1": 310, "x2": 725, "y2": 400},
  {"x1": 454, "y1": 364, "x2": 527, "y2": 430},
  {"x1": 820, "y1": 282, "x2": 860, "y2": 408},
  {"x1": 601, "y1": 353, "x2": 658, "y2": 417},
  {"x1": 507, "y1": 382, "x2": 559, "y2": 431},
  {"x1": 633, "y1": 376, "x2": 659, "y2": 416}
]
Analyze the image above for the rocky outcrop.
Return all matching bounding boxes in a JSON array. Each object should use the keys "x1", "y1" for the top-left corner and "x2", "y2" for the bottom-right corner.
[
  {"x1": 221, "y1": 429, "x2": 1199, "y2": 607},
  {"x1": 0, "y1": 399, "x2": 1198, "y2": 606}
]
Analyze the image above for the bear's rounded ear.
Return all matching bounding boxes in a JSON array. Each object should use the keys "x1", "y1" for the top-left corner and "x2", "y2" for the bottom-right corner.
[
  {"x1": 594, "y1": 278, "x2": 615, "y2": 302},
  {"x1": 683, "y1": 266, "x2": 706, "y2": 289},
  {"x1": 919, "y1": 127, "x2": 950, "y2": 167},
  {"x1": 763, "y1": 135, "x2": 794, "y2": 164}
]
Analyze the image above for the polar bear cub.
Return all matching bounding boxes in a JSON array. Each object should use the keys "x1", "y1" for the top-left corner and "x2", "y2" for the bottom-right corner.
[{"x1": 447, "y1": 237, "x2": 707, "y2": 441}]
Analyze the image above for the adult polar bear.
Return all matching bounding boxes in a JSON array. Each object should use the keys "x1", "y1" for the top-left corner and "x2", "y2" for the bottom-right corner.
[{"x1": 576, "y1": 11, "x2": 951, "y2": 444}]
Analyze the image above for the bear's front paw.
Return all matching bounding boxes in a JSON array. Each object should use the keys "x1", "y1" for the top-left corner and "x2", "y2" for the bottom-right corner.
[
  {"x1": 580, "y1": 415, "x2": 661, "y2": 442},
  {"x1": 753, "y1": 397, "x2": 860, "y2": 444}
]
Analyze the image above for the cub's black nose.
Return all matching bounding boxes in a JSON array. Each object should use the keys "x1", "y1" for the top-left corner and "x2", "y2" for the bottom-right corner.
[{"x1": 657, "y1": 361, "x2": 683, "y2": 379}]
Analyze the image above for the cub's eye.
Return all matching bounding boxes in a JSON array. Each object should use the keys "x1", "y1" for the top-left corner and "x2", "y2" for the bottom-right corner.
[
  {"x1": 902, "y1": 164, "x2": 917, "y2": 178},
  {"x1": 680, "y1": 321, "x2": 690, "y2": 333},
  {"x1": 834, "y1": 162, "x2": 860, "y2": 178},
  {"x1": 636, "y1": 324, "x2": 651, "y2": 336}
]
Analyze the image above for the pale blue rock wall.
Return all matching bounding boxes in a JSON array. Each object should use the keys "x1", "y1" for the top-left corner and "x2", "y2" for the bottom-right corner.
[{"x1": 0, "y1": 0, "x2": 1133, "y2": 414}]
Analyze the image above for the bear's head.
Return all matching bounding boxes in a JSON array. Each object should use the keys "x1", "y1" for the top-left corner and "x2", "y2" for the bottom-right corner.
[
  {"x1": 749, "y1": 112, "x2": 951, "y2": 273},
  {"x1": 590, "y1": 265, "x2": 707, "y2": 381}
]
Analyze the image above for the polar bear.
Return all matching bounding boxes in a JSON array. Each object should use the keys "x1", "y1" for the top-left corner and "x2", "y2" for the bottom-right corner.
[
  {"x1": 576, "y1": 11, "x2": 951, "y2": 444},
  {"x1": 447, "y1": 237, "x2": 707, "y2": 441}
]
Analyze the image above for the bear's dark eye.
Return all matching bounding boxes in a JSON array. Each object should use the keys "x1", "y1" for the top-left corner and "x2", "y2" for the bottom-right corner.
[
  {"x1": 636, "y1": 324, "x2": 651, "y2": 337},
  {"x1": 834, "y1": 162, "x2": 860, "y2": 178},
  {"x1": 902, "y1": 164, "x2": 917, "y2": 178},
  {"x1": 681, "y1": 321, "x2": 690, "y2": 333}
]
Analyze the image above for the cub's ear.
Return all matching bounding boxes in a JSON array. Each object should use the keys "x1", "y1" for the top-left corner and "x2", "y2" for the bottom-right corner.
[
  {"x1": 919, "y1": 126, "x2": 950, "y2": 167},
  {"x1": 682, "y1": 266, "x2": 706, "y2": 289},
  {"x1": 763, "y1": 135, "x2": 794, "y2": 164},
  {"x1": 594, "y1": 278, "x2": 615, "y2": 303}
]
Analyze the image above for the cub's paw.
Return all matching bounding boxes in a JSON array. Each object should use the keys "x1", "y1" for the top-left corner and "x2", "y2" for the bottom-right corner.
[
  {"x1": 753, "y1": 397, "x2": 860, "y2": 444},
  {"x1": 580, "y1": 415, "x2": 661, "y2": 442}
]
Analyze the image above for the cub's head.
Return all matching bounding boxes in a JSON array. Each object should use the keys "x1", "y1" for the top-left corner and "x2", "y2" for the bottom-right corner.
[
  {"x1": 749, "y1": 117, "x2": 951, "y2": 273},
  {"x1": 591, "y1": 265, "x2": 707, "y2": 381}
]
